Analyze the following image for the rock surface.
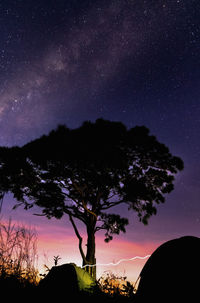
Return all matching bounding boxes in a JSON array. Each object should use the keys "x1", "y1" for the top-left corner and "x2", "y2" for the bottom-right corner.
[
  {"x1": 136, "y1": 236, "x2": 200, "y2": 301},
  {"x1": 39, "y1": 263, "x2": 96, "y2": 296}
]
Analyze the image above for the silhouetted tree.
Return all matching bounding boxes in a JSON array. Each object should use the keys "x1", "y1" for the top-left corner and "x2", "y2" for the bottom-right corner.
[{"x1": 0, "y1": 119, "x2": 183, "y2": 279}]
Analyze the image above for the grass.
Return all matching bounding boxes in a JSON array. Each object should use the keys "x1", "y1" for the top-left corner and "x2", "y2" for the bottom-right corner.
[
  {"x1": 0, "y1": 219, "x2": 137, "y2": 301},
  {"x1": 0, "y1": 270, "x2": 137, "y2": 302}
]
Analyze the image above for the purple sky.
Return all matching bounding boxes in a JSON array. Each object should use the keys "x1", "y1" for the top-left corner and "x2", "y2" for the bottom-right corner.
[{"x1": 0, "y1": 0, "x2": 200, "y2": 282}]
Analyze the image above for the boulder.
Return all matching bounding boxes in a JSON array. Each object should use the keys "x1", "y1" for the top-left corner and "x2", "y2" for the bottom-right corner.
[
  {"x1": 136, "y1": 236, "x2": 200, "y2": 301},
  {"x1": 38, "y1": 263, "x2": 96, "y2": 297}
]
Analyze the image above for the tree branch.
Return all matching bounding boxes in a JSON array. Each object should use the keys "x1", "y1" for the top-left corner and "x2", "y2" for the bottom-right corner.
[
  {"x1": 33, "y1": 213, "x2": 46, "y2": 216},
  {"x1": 81, "y1": 199, "x2": 97, "y2": 219},
  {"x1": 107, "y1": 193, "x2": 116, "y2": 200},
  {"x1": 101, "y1": 199, "x2": 125, "y2": 210},
  {"x1": 95, "y1": 226, "x2": 106, "y2": 232},
  {"x1": 68, "y1": 214, "x2": 87, "y2": 265},
  {"x1": 71, "y1": 179, "x2": 97, "y2": 219},
  {"x1": 0, "y1": 192, "x2": 5, "y2": 214}
]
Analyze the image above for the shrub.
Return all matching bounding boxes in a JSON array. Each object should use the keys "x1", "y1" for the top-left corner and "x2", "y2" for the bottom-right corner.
[
  {"x1": 0, "y1": 218, "x2": 39, "y2": 285},
  {"x1": 98, "y1": 271, "x2": 136, "y2": 299}
]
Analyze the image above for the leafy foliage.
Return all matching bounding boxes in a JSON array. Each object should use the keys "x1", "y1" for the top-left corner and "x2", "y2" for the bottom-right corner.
[
  {"x1": 0, "y1": 119, "x2": 183, "y2": 271},
  {"x1": 98, "y1": 272, "x2": 136, "y2": 298}
]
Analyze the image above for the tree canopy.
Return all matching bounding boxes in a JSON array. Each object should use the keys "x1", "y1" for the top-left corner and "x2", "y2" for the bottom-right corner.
[{"x1": 0, "y1": 119, "x2": 184, "y2": 277}]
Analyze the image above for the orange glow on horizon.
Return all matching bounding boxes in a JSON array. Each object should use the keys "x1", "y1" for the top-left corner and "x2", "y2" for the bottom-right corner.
[
  {"x1": 37, "y1": 232, "x2": 157, "y2": 282},
  {"x1": 0, "y1": 216, "x2": 159, "y2": 283}
]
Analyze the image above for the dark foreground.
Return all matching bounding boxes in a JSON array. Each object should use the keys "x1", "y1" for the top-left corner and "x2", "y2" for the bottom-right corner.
[
  {"x1": 0, "y1": 276, "x2": 135, "y2": 303},
  {"x1": 1, "y1": 273, "x2": 199, "y2": 303},
  {"x1": 2, "y1": 236, "x2": 200, "y2": 302}
]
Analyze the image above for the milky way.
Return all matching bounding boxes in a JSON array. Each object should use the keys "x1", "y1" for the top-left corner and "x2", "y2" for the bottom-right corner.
[
  {"x1": 0, "y1": 0, "x2": 200, "y2": 252},
  {"x1": 1, "y1": 0, "x2": 199, "y2": 147},
  {"x1": 0, "y1": 1, "x2": 200, "y2": 282}
]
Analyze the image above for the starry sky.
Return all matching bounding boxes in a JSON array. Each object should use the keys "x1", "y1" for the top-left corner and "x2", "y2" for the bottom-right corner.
[{"x1": 0, "y1": 0, "x2": 200, "y2": 281}]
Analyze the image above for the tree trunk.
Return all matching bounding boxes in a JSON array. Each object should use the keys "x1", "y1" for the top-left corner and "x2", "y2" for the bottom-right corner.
[
  {"x1": 69, "y1": 214, "x2": 97, "y2": 280},
  {"x1": 84, "y1": 224, "x2": 96, "y2": 280}
]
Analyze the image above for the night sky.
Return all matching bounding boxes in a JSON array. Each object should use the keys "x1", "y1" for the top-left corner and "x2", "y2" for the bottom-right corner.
[{"x1": 1, "y1": 0, "x2": 200, "y2": 281}]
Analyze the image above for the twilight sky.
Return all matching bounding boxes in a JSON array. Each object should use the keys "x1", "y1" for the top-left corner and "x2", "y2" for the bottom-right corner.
[{"x1": 0, "y1": 0, "x2": 200, "y2": 282}]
